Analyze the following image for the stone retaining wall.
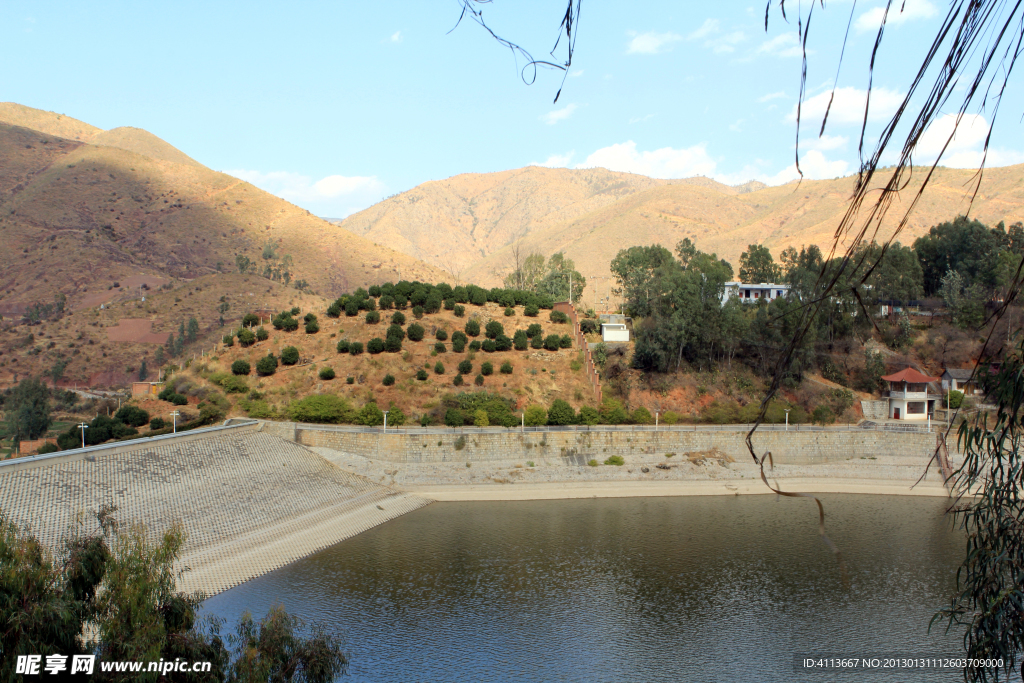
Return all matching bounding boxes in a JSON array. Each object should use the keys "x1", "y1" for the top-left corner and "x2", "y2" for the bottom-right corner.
[
  {"x1": 860, "y1": 400, "x2": 890, "y2": 420},
  {"x1": 268, "y1": 422, "x2": 937, "y2": 466}
]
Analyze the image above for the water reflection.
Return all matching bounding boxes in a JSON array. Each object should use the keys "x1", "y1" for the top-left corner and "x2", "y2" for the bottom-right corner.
[{"x1": 204, "y1": 495, "x2": 968, "y2": 682}]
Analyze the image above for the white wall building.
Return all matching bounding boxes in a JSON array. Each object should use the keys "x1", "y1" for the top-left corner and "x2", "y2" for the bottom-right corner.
[
  {"x1": 721, "y1": 282, "x2": 791, "y2": 305},
  {"x1": 883, "y1": 367, "x2": 940, "y2": 420},
  {"x1": 601, "y1": 323, "x2": 630, "y2": 342}
]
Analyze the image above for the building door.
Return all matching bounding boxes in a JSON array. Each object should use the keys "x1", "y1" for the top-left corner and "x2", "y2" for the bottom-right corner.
[{"x1": 893, "y1": 407, "x2": 900, "y2": 419}]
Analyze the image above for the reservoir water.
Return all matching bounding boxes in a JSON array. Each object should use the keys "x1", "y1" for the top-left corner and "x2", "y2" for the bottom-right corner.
[{"x1": 203, "y1": 494, "x2": 974, "y2": 682}]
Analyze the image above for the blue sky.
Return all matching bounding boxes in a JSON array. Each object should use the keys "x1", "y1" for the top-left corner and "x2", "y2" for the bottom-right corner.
[{"x1": 2, "y1": 1, "x2": 1022, "y2": 217}]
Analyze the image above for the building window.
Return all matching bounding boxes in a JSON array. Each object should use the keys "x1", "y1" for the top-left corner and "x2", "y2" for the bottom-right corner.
[{"x1": 907, "y1": 402, "x2": 925, "y2": 414}]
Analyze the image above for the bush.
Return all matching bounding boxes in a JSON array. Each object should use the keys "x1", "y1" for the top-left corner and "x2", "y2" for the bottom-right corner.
[
  {"x1": 452, "y1": 337, "x2": 467, "y2": 353},
  {"x1": 513, "y1": 330, "x2": 528, "y2": 350},
  {"x1": 281, "y1": 346, "x2": 300, "y2": 365},
  {"x1": 327, "y1": 301, "x2": 342, "y2": 318},
  {"x1": 469, "y1": 340, "x2": 482, "y2": 351},
  {"x1": 169, "y1": 393, "x2": 187, "y2": 405},
  {"x1": 365, "y1": 310, "x2": 381, "y2": 324},
  {"x1": 280, "y1": 316, "x2": 299, "y2": 332},
  {"x1": 580, "y1": 319, "x2": 598, "y2": 334},
  {"x1": 288, "y1": 394, "x2": 353, "y2": 423},
  {"x1": 416, "y1": 369, "x2": 428, "y2": 381},
  {"x1": 357, "y1": 402, "x2": 385, "y2": 426},
  {"x1": 255, "y1": 326, "x2": 269, "y2": 341},
  {"x1": 114, "y1": 405, "x2": 150, "y2": 427},
  {"x1": 481, "y1": 362, "x2": 493, "y2": 376},
  {"x1": 604, "y1": 455, "x2": 625, "y2": 466},
  {"x1": 543, "y1": 335, "x2": 561, "y2": 351},
  {"x1": 222, "y1": 334, "x2": 234, "y2": 347},
  {"x1": 434, "y1": 361, "x2": 445, "y2": 375},
  {"x1": 458, "y1": 360, "x2": 473, "y2": 374},
  {"x1": 482, "y1": 339, "x2": 496, "y2": 353},
  {"x1": 600, "y1": 399, "x2": 629, "y2": 425},
  {"x1": 474, "y1": 374, "x2": 484, "y2": 386},
  {"x1": 346, "y1": 376, "x2": 355, "y2": 384},
  {"x1": 220, "y1": 376, "x2": 248, "y2": 394},
  {"x1": 485, "y1": 321, "x2": 503, "y2": 339},
  {"x1": 588, "y1": 459, "x2": 599, "y2": 467},
  {"x1": 453, "y1": 374, "x2": 464, "y2": 386},
  {"x1": 504, "y1": 307, "x2": 515, "y2": 317},
  {"x1": 256, "y1": 354, "x2": 278, "y2": 376},
  {"x1": 812, "y1": 405, "x2": 836, "y2": 425},
  {"x1": 465, "y1": 319, "x2": 480, "y2": 337},
  {"x1": 947, "y1": 390, "x2": 964, "y2": 409},
  {"x1": 524, "y1": 304, "x2": 539, "y2": 317},
  {"x1": 319, "y1": 367, "x2": 335, "y2": 380},
  {"x1": 631, "y1": 407, "x2": 653, "y2": 424},
  {"x1": 435, "y1": 329, "x2": 448, "y2": 341},
  {"x1": 391, "y1": 311, "x2": 406, "y2": 325},
  {"x1": 384, "y1": 336, "x2": 402, "y2": 353},
  {"x1": 413, "y1": 305, "x2": 425, "y2": 319},
  {"x1": 453, "y1": 304, "x2": 465, "y2": 318},
  {"x1": 345, "y1": 301, "x2": 359, "y2": 317},
  {"x1": 382, "y1": 374, "x2": 395, "y2": 386},
  {"x1": 559, "y1": 335, "x2": 572, "y2": 349},
  {"x1": 369, "y1": 285, "x2": 382, "y2": 297},
  {"x1": 524, "y1": 405, "x2": 548, "y2": 426},
  {"x1": 367, "y1": 338, "x2": 385, "y2": 354},
  {"x1": 500, "y1": 361, "x2": 513, "y2": 374},
  {"x1": 231, "y1": 359, "x2": 251, "y2": 376},
  {"x1": 445, "y1": 408, "x2": 465, "y2": 426},
  {"x1": 336, "y1": 339, "x2": 350, "y2": 353},
  {"x1": 474, "y1": 409, "x2": 489, "y2": 426},
  {"x1": 386, "y1": 324, "x2": 405, "y2": 341},
  {"x1": 305, "y1": 319, "x2": 320, "y2": 334},
  {"x1": 149, "y1": 417, "x2": 166, "y2": 429},
  {"x1": 579, "y1": 406, "x2": 599, "y2": 425},
  {"x1": 349, "y1": 341, "x2": 364, "y2": 355},
  {"x1": 663, "y1": 410, "x2": 681, "y2": 425},
  {"x1": 237, "y1": 328, "x2": 256, "y2": 347},
  {"x1": 546, "y1": 399, "x2": 575, "y2": 425},
  {"x1": 444, "y1": 298, "x2": 455, "y2": 310},
  {"x1": 242, "y1": 312, "x2": 259, "y2": 327},
  {"x1": 407, "y1": 323, "x2": 425, "y2": 342},
  {"x1": 492, "y1": 334, "x2": 511, "y2": 352},
  {"x1": 526, "y1": 323, "x2": 542, "y2": 338},
  {"x1": 290, "y1": 307, "x2": 300, "y2": 315},
  {"x1": 549, "y1": 310, "x2": 569, "y2": 324}
]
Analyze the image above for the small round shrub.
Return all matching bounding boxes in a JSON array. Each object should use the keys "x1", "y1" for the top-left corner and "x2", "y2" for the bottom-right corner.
[
  {"x1": 387, "y1": 325, "x2": 405, "y2": 342},
  {"x1": 366, "y1": 310, "x2": 381, "y2": 324},
  {"x1": 149, "y1": 417, "x2": 166, "y2": 430},
  {"x1": 549, "y1": 310, "x2": 569, "y2": 324},
  {"x1": 475, "y1": 374, "x2": 485, "y2": 386},
  {"x1": 368, "y1": 285, "x2": 382, "y2": 297},
  {"x1": 170, "y1": 393, "x2": 188, "y2": 406},
  {"x1": 453, "y1": 374, "x2": 464, "y2": 386},
  {"x1": 281, "y1": 316, "x2": 299, "y2": 332},
  {"x1": 435, "y1": 329, "x2": 448, "y2": 341},
  {"x1": 391, "y1": 311, "x2": 406, "y2": 325},
  {"x1": 513, "y1": 330, "x2": 528, "y2": 350},
  {"x1": 465, "y1": 319, "x2": 480, "y2": 337},
  {"x1": 604, "y1": 455, "x2": 625, "y2": 466},
  {"x1": 305, "y1": 319, "x2": 319, "y2": 334},
  {"x1": 485, "y1": 321, "x2": 504, "y2": 339},
  {"x1": 444, "y1": 298, "x2": 455, "y2": 310},
  {"x1": 482, "y1": 339, "x2": 496, "y2": 353},
  {"x1": 346, "y1": 376, "x2": 355, "y2": 384},
  {"x1": 367, "y1": 337, "x2": 385, "y2": 354},
  {"x1": 458, "y1": 360, "x2": 473, "y2": 374},
  {"x1": 255, "y1": 326, "x2": 269, "y2": 341},
  {"x1": 413, "y1": 305, "x2": 425, "y2": 319},
  {"x1": 500, "y1": 361, "x2": 513, "y2": 374},
  {"x1": 524, "y1": 304, "x2": 539, "y2": 317},
  {"x1": 327, "y1": 301, "x2": 342, "y2": 318},
  {"x1": 222, "y1": 334, "x2": 234, "y2": 347},
  {"x1": 407, "y1": 323, "x2": 425, "y2": 341},
  {"x1": 453, "y1": 304, "x2": 466, "y2": 318},
  {"x1": 290, "y1": 307, "x2": 301, "y2": 316},
  {"x1": 504, "y1": 307, "x2": 515, "y2": 317},
  {"x1": 382, "y1": 374, "x2": 395, "y2": 386},
  {"x1": 378, "y1": 294, "x2": 394, "y2": 310},
  {"x1": 580, "y1": 319, "x2": 598, "y2": 334},
  {"x1": 237, "y1": 329, "x2": 256, "y2": 347},
  {"x1": 345, "y1": 301, "x2": 359, "y2": 317},
  {"x1": 384, "y1": 336, "x2": 402, "y2": 353},
  {"x1": 256, "y1": 354, "x2": 278, "y2": 376},
  {"x1": 336, "y1": 339, "x2": 350, "y2": 353},
  {"x1": 481, "y1": 362, "x2": 493, "y2": 376},
  {"x1": 530, "y1": 334, "x2": 543, "y2": 349},
  {"x1": 416, "y1": 369, "x2": 428, "y2": 381},
  {"x1": 115, "y1": 405, "x2": 151, "y2": 427},
  {"x1": 543, "y1": 335, "x2": 561, "y2": 351},
  {"x1": 242, "y1": 312, "x2": 259, "y2": 327},
  {"x1": 526, "y1": 323, "x2": 542, "y2": 338},
  {"x1": 281, "y1": 346, "x2": 300, "y2": 365},
  {"x1": 434, "y1": 341, "x2": 447, "y2": 353},
  {"x1": 494, "y1": 334, "x2": 512, "y2": 352},
  {"x1": 559, "y1": 334, "x2": 573, "y2": 349},
  {"x1": 469, "y1": 340, "x2": 482, "y2": 351},
  {"x1": 319, "y1": 367, "x2": 336, "y2": 380},
  {"x1": 434, "y1": 361, "x2": 445, "y2": 375},
  {"x1": 349, "y1": 341, "x2": 364, "y2": 355},
  {"x1": 231, "y1": 359, "x2": 251, "y2": 376}
]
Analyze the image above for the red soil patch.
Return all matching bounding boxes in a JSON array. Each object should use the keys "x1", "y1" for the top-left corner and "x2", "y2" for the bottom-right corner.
[
  {"x1": 106, "y1": 318, "x2": 169, "y2": 344},
  {"x1": 88, "y1": 370, "x2": 133, "y2": 388}
]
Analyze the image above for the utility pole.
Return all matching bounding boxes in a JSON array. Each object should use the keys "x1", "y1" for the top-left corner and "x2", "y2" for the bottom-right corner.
[
  {"x1": 785, "y1": 409, "x2": 790, "y2": 431},
  {"x1": 171, "y1": 411, "x2": 180, "y2": 434},
  {"x1": 383, "y1": 410, "x2": 390, "y2": 434},
  {"x1": 78, "y1": 423, "x2": 89, "y2": 449}
]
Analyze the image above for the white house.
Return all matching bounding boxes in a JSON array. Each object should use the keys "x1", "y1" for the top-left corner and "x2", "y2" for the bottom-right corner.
[
  {"x1": 601, "y1": 323, "x2": 629, "y2": 342},
  {"x1": 941, "y1": 368, "x2": 980, "y2": 395},
  {"x1": 721, "y1": 282, "x2": 791, "y2": 305},
  {"x1": 883, "y1": 367, "x2": 940, "y2": 420}
]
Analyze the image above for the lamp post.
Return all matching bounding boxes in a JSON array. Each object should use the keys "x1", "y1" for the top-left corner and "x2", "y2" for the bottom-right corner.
[
  {"x1": 655, "y1": 410, "x2": 659, "y2": 431},
  {"x1": 170, "y1": 411, "x2": 180, "y2": 434},
  {"x1": 785, "y1": 409, "x2": 790, "y2": 431},
  {"x1": 78, "y1": 423, "x2": 89, "y2": 449},
  {"x1": 521, "y1": 412, "x2": 525, "y2": 433},
  {"x1": 383, "y1": 410, "x2": 390, "y2": 434}
]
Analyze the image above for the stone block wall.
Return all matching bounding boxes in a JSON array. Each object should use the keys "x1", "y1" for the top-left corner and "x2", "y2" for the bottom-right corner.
[{"x1": 860, "y1": 400, "x2": 889, "y2": 420}]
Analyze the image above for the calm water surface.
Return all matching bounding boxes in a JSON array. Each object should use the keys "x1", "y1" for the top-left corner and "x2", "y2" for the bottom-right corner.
[{"x1": 203, "y1": 495, "x2": 976, "y2": 682}]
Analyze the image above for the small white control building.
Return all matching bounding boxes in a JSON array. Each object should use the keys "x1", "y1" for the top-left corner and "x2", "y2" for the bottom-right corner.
[
  {"x1": 883, "y1": 367, "x2": 939, "y2": 420},
  {"x1": 722, "y1": 282, "x2": 791, "y2": 305},
  {"x1": 601, "y1": 323, "x2": 630, "y2": 342}
]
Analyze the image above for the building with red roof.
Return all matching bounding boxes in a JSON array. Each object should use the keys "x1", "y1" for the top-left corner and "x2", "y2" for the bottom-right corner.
[{"x1": 882, "y1": 367, "x2": 940, "y2": 420}]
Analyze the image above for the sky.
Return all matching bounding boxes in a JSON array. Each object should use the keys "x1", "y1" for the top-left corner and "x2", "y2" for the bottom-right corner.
[{"x1": 2, "y1": 0, "x2": 1023, "y2": 218}]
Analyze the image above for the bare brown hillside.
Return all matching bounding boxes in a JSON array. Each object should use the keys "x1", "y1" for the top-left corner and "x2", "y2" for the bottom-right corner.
[
  {"x1": 333, "y1": 164, "x2": 1024, "y2": 301},
  {"x1": 0, "y1": 104, "x2": 445, "y2": 319}
]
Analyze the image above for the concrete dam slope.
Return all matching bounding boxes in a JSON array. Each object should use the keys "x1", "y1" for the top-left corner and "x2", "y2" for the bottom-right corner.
[{"x1": 0, "y1": 426, "x2": 431, "y2": 595}]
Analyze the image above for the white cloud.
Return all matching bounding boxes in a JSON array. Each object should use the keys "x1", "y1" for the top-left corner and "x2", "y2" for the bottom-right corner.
[
  {"x1": 627, "y1": 31, "x2": 683, "y2": 54},
  {"x1": 909, "y1": 113, "x2": 1024, "y2": 167},
  {"x1": 540, "y1": 103, "x2": 577, "y2": 125},
  {"x1": 787, "y1": 86, "x2": 905, "y2": 125},
  {"x1": 856, "y1": 0, "x2": 937, "y2": 32},
  {"x1": 569, "y1": 69, "x2": 584, "y2": 77},
  {"x1": 688, "y1": 19, "x2": 719, "y2": 40},
  {"x1": 390, "y1": 30, "x2": 402, "y2": 43},
  {"x1": 532, "y1": 152, "x2": 575, "y2": 168},
  {"x1": 629, "y1": 113, "x2": 655, "y2": 124},
  {"x1": 758, "y1": 91, "x2": 787, "y2": 103},
  {"x1": 729, "y1": 119, "x2": 744, "y2": 132},
  {"x1": 227, "y1": 169, "x2": 387, "y2": 219},
  {"x1": 757, "y1": 32, "x2": 803, "y2": 58},
  {"x1": 804, "y1": 134, "x2": 848, "y2": 152},
  {"x1": 707, "y1": 30, "x2": 746, "y2": 54},
  {"x1": 577, "y1": 140, "x2": 717, "y2": 178}
]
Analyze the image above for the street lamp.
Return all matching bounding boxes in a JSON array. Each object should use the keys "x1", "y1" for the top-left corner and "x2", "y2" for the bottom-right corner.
[
  {"x1": 170, "y1": 411, "x2": 180, "y2": 434},
  {"x1": 785, "y1": 409, "x2": 790, "y2": 431},
  {"x1": 654, "y1": 410, "x2": 659, "y2": 431},
  {"x1": 383, "y1": 410, "x2": 390, "y2": 434},
  {"x1": 78, "y1": 423, "x2": 89, "y2": 449}
]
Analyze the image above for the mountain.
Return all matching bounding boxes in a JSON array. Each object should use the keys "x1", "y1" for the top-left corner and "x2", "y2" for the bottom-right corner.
[
  {"x1": 332, "y1": 164, "x2": 1024, "y2": 297},
  {"x1": 0, "y1": 103, "x2": 445, "y2": 318}
]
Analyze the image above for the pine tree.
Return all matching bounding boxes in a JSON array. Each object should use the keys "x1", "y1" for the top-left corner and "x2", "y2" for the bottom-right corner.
[
  {"x1": 186, "y1": 317, "x2": 199, "y2": 343},
  {"x1": 138, "y1": 360, "x2": 148, "y2": 381}
]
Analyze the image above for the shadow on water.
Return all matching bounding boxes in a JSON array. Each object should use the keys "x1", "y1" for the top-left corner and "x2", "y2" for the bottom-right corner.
[{"x1": 203, "y1": 494, "x2": 969, "y2": 683}]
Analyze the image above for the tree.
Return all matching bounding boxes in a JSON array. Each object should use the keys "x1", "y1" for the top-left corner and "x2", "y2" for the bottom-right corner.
[
  {"x1": 940, "y1": 269, "x2": 986, "y2": 330},
  {"x1": 47, "y1": 358, "x2": 68, "y2": 389},
  {"x1": 610, "y1": 244, "x2": 675, "y2": 317},
  {"x1": 256, "y1": 354, "x2": 278, "y2": 376},
  {"x1": 237, "y1": 328, "x2": 256, "y2": 347},
  {"x1": 4, "y1": 378, "x2": 51, "y2": 444},
  {"x1": 465, "y1": 319, "x2": 480, "y2": 337},
  {"x1": 407, "y1": 323, "x2": 425, "y2": 342},
  {"x1": 547, "y1": 399, "x2": 575, "y2": 425},
  {"x1": 281, "y1": 346, "x2": 300, "y2": 365},
  {"x1": 367, "y1": 338, "x2": 385, "y2": 354},
  {"x1": 536, "y1": 252, "x2": 585, "y2": 303},
  {"x1": 914, "y1": 216, "x2": 1006, "y2": 295},
  {"x1": 524, "y1": 405, "x2": 547, "y2": 426},
  {"x1": 114, "y1": 405, "x2": 150, "y2": 427},
  {"x1": 232, "y1": 359, "x2": 251, "y2": 376},
  {"x1": 738, "y1": 244, "x2": 781, "y2": 284}
]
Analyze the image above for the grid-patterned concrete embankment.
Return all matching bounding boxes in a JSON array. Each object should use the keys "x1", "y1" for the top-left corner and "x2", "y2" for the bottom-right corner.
[{"x1": 0, "y1": 432, "x2": 431, "y2": 595}]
